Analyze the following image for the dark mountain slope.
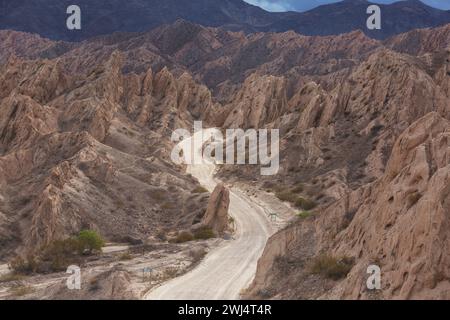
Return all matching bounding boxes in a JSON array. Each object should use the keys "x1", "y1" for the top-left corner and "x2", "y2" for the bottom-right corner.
[{"x1": 0, "y1": 0, "x2": 449, "y2": 41}]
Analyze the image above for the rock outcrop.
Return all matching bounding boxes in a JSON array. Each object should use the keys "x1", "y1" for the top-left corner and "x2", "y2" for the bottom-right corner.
[
  {"x1": 201, "y1": 183, "x2": 230, "y2": 234},
  {"x1": 0, "y1": 41, "x2": 212, "y2": 256}
]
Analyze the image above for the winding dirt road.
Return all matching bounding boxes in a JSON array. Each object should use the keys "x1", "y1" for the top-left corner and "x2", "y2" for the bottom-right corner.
[{"x1": 145, "y1": 130, "x2": 275, "y2": 300}]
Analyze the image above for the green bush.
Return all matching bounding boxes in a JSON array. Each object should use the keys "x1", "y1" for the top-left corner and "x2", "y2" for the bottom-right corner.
[
  {"x1": 295, "y1": 197, "x2": 317, "y2": 210},
  {"x1": 76, "y1": 230, "x2": 105, "y2": 255},
  {"x1": 310, "y1": 254, "x2": 353, "y2": 280},
  {"x1": 193, "y1": 227, "x2": 216, "y2": 240}
]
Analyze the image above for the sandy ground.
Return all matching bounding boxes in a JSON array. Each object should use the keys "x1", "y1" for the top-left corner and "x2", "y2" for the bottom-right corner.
[{"x1": 145, "y1": 130, "x2": 294, "y2": 300}]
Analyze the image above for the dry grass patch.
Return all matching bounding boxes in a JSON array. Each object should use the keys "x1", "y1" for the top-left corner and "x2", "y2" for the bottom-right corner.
[
  {"x1": 193, "y1": 227, "x2": 216, "y2": 240},
  {"x1": 275, "y1": 190, "x2": 298, "y2": 203},
  {"x1": 172, "y1": 232, "x2": 195, "y2": 243},
  {"x1": 118, "y1": 252, "x2": 133, "y2": 261},
  {"x1": 0, "y1": 273, "x2": 25, "y2": 283},
  {"x1": 297, "y1": 211, "x2": 313, "y2": 219},
  {"x1": 310, "y1": 254, "x2": 354, "y2": 280}
]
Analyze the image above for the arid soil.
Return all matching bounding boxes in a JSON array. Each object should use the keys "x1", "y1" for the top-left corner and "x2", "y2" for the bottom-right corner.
[{"x1": 0, "y1": 21, "x2": 449, "y2": 300}]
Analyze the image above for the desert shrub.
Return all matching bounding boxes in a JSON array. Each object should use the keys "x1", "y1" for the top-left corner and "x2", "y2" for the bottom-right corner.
[
  {"x1": 89, "y1": 277, "x2": 101, "y2": 292},
  {"x1": 156, "y1": 231, "x2": 167, "y2": 242},
  {"x1": 13, "y1": 196, "x2": 33, "y2": 208},
  {"x1": 371, "y1": 124, "x2": 385, "y2": 136},
  {"x1": 151, "y1": 190, "x2": 166, "y2": 201},
  {"x1": 291, "y1": 183, "x2": 304, "y2": 193},
  {"x1": 41, "y1": 238, "x2": 80, "y2": 271},
  {"x1": 407, "y1": 191, "x2": 422, "y2": 208},
  {"x1": 262, "y1": 181, "x2": 276, "y2": 189},
  {"x1": 310, "y1": 254, "x2": 354, "y2": 280},
  {"x1": 8, "y1": 255, "x2": 38, "y2": 275},
  {"x1": 189, "y1": 248, "x2": 207, "y2": 262},
  {"x1": 44, "y1": 238, "x2": 79, "y2": 256},
  {"x1": 161, "y1": 202, "x2": 175, "y2": 210},
  {"x1": 114, "y1": 198, "x2": 125, "y2": 208},
  {"x1": 118, "y1": 252, "x2": 132, "y2": 261},
  {"x1": 275, "y1": 191, "x2": 297, "y2": 203},
  {"x1": 192, "y1": 186, "x2": 209, "y2": 194},
  {"x1": 297, "y1": 211, "x2": 313, "y2": 219},
  {"x1": 295, "y1": 197, "x2": 317, "y2": 210},
  {"x1": 173, "y1": 232, "x2": 194, "y2": 243},
  {"x1": 162, "y1": 267, "x2": 178, "y2": 279},
  {"x1": 193, "y1": 227, "x2": 216, "y2": 240},
  {"x1": 10, "y1": 231, "x2": 103, "y2": 275},
  {"x1": 76, "y1": 230, "x2": 104, "y2": 255},
  {"x1": 0, "y1": 273, "x2": 25, "y2": 283}
]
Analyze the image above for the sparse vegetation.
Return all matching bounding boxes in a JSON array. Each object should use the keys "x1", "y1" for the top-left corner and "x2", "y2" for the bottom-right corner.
[
  {"x1": 41, "y1": 238, "x2": 81, "y2": 271},
  {"x1": 118, "y1": 252, "x2": 133, "y2": 261},
  {"x1": 151, "y1": 189, "x2": 166, "y2": 201},
  {"x1": 8, "y1": 255, "x2": 38, "y2": 275},
  {"x1": 310, "y1": 254, "x2": 354, "y2": 280},
  {"x1": 9, "y1": 230, "x2": 104, "y2": 274},
  {"x1": 189, "y1": 248, "x2": 207, "y2": 263},
  {"x1": 407, "y1": 191, "x2": 422, "y2": 208},
  {"x1": 0, "y1": 273, "x2": 25, "y2": 283},
  {"x1": 173, "y1": 231, "x2": 195, "y2": 243},
  {"x1": 291, "y1": 183, "x2": 304, "y2": 193},
  {"x1": 192, "y1": 186, "x2": 209, "y2": 194},
  {"x1": 161, "y1": 202, "x2": 175, "y2": 210},
  {"x1": 89, "y1": 277, "x2": 101, "y2": 291},
  {"x1": 275, "y1": 190, "x2": 298, "y2": 203},
  {"x1": 162, "y1": 267, "x2": 178, "y2": 279},
  {"x1": 295, "y1": 197, "x2": 317, "y2": 210},
  {"x1": 297, "y1": 211, "x2": 313, "y2": 219},
  {"x1": 193, "y1": 227, "x2": 216, "y2": 240},
  {"x1": 156, "y1": 230, "x2": 167, "y2": 242},
  {"x1": 276, "y1": 188, "x2": 318, "y2": 211}
]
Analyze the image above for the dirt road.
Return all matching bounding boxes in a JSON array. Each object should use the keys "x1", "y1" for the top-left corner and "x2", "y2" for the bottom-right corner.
[{"x1": 145, "y1": 130, "x2": 276, "y2": 300}]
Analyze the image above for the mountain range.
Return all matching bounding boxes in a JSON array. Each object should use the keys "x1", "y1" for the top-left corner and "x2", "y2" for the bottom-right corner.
[{"x1": 0, "y1": 0, "x2": 449, "y2": 41}]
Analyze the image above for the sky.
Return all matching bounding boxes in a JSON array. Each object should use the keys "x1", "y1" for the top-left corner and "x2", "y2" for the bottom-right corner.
[{"x1": 243, "y1": 0, "x2": 450, "y2": 12}]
